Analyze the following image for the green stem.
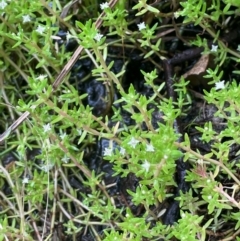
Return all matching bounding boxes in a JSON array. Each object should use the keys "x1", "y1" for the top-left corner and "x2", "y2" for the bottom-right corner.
[{"x1": 176, "y1": 142, "x2": 240, "y2": 186}]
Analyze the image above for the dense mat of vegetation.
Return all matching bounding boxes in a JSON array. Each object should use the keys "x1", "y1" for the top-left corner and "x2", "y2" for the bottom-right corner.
[{"x1": 0, "y1": 0, "x2": 240, "y2": 240}]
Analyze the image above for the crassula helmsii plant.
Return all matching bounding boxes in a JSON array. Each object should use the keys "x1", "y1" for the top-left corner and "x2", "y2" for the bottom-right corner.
[{"x1": 0, "y1": 0, "x2": 240, "y2": 240}]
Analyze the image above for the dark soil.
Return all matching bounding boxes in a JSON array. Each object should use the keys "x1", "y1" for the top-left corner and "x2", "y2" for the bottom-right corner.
[{"x1": 1, "y1": 1, "x2": 240, "y2": 240}]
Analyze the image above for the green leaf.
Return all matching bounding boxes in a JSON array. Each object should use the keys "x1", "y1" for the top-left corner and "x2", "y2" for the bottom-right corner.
[
  {"x1": 146, "y1": 5, "x2": 159, "y2": 13},
  {"x1": 51, "y1": 115, "x2": 64, "y2": 124}
]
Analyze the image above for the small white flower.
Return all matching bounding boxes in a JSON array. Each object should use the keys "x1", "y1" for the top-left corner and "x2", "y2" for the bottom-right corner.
[
  {"x1": 22, "y1": 177, "x2": 29, "y2": 184},
  {"x1": 215, "y1": 80, "x2": 225, "y2": 90},
  {"x1": 163, "y1": 155, "x2": 168, "y2": 159},
  {"x1": 104, "y1": 147, "x2": 112, "y2": 157},
  {"x1": 22, "y1": 15, "x2": 31, "y2": 23},
  {"x1": 211, "y1": 44, "x2": 218, "y2": 52},
  {"x1": 100, "y1": 2, "x2": 109, "y2": 10},
  {"x1": 61, "y1": 155, "x2": 69, "y2": 163},
  {"x1": 36, "y1": 25, "x2": 45, "y2": 34},
  {"x1": 43, "y1": 123, "x2": 51, "y2": 133},
  {"x1": 237, "y1": 45, "x2": 240, "y2": 52},
  {"x1": 60, "y1": 133, "x2": 67, "y2": 140},
  {"x1": 208, "y1": 195, "x2": 212, "y2": 200},
  {"x1": 137, "y1": 22, "x2": 146, "y2": 31},
  {"x1": 0, "y1": 0, "x2": 7, "y2": 9},
  {"x1": 128, "y1": 137, "x2": 139, "y2": 149},
  {"x1": 142, "y1": 160, "x2": 150, "y2": 172},
  {"x1": 120, "y1": 147, "x2": 126, "y2": 155},
  {"x1": 36, "y1": 74, "x2": 47, "y2": 81},
  {"x1": 146, "y1": 143, "x2": 155, "y2": 152},
  {"x1": 94, "y1": 33, "x2": 103, "y2": 42},
  {"x1": 174, "y1": 11, "x2": 180, "y2": 19},
  {"x1": 41, "y1": 163, "x2": 54, "y2": 172}
]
